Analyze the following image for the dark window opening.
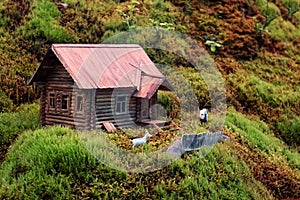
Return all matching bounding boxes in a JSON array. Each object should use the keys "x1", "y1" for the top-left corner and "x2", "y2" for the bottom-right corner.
[
  {"x1": 49, "y1": 93, "x2": 56, "y2": 108},
  {"x1": 62, "y1": 95, "x2": 69, "y2": 110},
  {"x1": 76, "y1": 95, "x2": 84, "y2": 112}
]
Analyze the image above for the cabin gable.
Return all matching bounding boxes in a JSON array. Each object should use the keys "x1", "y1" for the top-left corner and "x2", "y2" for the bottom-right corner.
[{"x1": 37, "y1": 63, "x2": 94, "y2": 129}]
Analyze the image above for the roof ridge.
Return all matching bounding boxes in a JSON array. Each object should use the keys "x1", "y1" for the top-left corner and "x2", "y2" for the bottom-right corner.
[{"x1": 52, "y1": 44, "x2": 141, "y2": 48}]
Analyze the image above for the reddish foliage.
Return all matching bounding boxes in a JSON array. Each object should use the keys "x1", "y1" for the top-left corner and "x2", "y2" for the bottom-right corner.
[
  {"x1": 1, "y1": 0, "x2": 32, "y2": 30},
  {"x1": 187, "y1": 0, "x2": 284, "y2": 60},
  {"x1": 215, "y1": 57, "x2": 241, "y2": 74},
  {"x1": 225, "y1": 129, "x2": 300, "y2": 199}
]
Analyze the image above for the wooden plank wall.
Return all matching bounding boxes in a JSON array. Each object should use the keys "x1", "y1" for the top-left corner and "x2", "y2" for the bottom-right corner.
[
  {"x1": 42, "y1": 64, "x2": 90, "y2": 129},
  {"x1": 136, "y1": 98, "x2": 141, "y2": 121},
  {"x1": 89, "y1": 89, "x2": 97, "y2": 130},
  {"x1": 71, "y1": 89, "x2": 95, "y2": 130},
  {"x1": 95, "y1": 88, "x2": 137, "y2": 129},
  {"x1": 39, "y1": 83, "x2": 46, "y2": 126}
]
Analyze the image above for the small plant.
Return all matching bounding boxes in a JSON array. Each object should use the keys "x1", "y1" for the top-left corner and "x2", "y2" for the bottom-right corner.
[
  {"x1": 157, "y1": 91, "x2": 181, "y2": 120},
  {"x1": 149, "y1": 18, "x2": 175, "y2": 30},
  {"x1": 204, "y1": 38, "x2": 222, "y2": 53},
  {"x1": 282, "y1": 0, "x2": 300, "y2": 16},
  {"x1": 118, "y1": 0, "x2": 140, "y2": 30}
]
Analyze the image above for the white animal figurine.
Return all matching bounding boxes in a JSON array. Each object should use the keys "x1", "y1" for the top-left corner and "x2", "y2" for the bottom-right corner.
[
  {"x1": 131, "y1": 130, "x2": 152, "y2": 149},
  {"x1": 200, "y1": 108, "x2": 208, "y2": 124}
]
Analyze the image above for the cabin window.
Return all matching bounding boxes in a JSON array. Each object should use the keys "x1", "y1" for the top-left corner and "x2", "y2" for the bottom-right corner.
[
  {"x1": 62, "y1": 95, "x2": 69, "y2": 110},
  {"x1": 49, "y1": 93, "x2": 56, "y2": 108},
  {"x1": 116, "y1": 96, "x2": 127, "y2": 114},
  {"x1": 76, "y1": 95, "x2": 84, "y2": 112}
]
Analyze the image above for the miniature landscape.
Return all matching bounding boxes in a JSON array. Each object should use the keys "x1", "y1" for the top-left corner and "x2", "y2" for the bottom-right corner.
[{"x1": 1, "y1": 0, "x2": 300, "y2": 199}]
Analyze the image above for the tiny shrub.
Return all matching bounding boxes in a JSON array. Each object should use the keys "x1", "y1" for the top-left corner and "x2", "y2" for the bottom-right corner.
[
  {"x1": 295, "y1": 11, "x2": 300, "y2": 22},
  {"x1": 0, "y1": 127, "x2": 82, "y2": 199},
  {"x1": 236, "y1": 75, "x2": 281, "y2": 108},
  {"x1": 102, "y1": 16, "x2": 128, "y2": 32},
  {"x1": 157, "y1": 91, "x2": 180, "y2": 120},
  {"x1": 0, "y1": 89, "x2": 14, "y2": 113},
  {"x1": 0, "y1": 103, "x2": 40, "y2": 167},
  {"x1": 277, "y1": 115, "x2": 300, "y2": 147},
  {"x1": 149, "y1": 1, "x2": 179, "y2": 26},
  {"x1": 0, "y1": 0, "x2": 32, "y2": 30},
  {"x1": 0, "y1": 103, "x2": 40, "y2": 145},
  {"x1": 175, "y1": 67, "x2": 210, "y2": 108}
]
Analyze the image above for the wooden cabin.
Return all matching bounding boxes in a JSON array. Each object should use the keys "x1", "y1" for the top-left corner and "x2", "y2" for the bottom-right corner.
[{"x1": 28, "y1": 44, "x2": 173, "y2": 130}]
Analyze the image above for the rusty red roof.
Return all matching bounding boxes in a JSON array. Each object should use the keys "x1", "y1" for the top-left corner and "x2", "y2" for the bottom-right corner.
[{"x1": 29, "y1": 44, "x2": 172, "y2": 98}]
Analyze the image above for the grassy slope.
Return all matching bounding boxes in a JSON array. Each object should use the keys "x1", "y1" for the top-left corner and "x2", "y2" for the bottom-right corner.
[
  {"x1": 0, "y1": 0, "x2": 300, "y2": 199},
  {"x1": 0, "y1": 126, "x2": 272, "y2": 199},
  {"x1": 0, "y1": 103, "x2": 40, "y2": 162},
  {"x1": 1, "y1": 108, "x2": 299, "y2": 199}
]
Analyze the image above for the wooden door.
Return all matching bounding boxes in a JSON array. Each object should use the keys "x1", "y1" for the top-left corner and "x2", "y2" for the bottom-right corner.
[{"x1": 140, "y1": 98, "x2": 150, "y2": 120}]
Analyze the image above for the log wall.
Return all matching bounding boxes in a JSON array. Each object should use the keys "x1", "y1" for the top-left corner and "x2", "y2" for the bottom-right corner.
[
  {"x1": 39, "y1": 83, "x2": 46, "y2": 126},
  {"x1": 95, "y1": 88, "x2": 137, "y2": 129},
  {"x1": 40, "y1": 64, "x2": 93, "y2": 129},
  {"x1": 38, "y1": 64, "x2": 159, "y2": 130}
]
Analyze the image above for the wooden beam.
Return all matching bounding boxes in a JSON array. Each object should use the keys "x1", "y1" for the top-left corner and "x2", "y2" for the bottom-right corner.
[{"x1": 103, "y1": 121, "x2": 117, "y2": 133}]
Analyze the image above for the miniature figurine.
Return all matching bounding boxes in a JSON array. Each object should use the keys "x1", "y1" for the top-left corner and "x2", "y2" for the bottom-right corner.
[
  {"x1": 200, "y1": 108, "x2": 208, "y2": 124},
  {"x1": 131, "y1": 130, "x2": 152, "y2": 148}
]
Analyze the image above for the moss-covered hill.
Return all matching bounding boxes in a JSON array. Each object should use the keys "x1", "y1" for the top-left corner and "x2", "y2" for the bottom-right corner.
[
  {"x1": 0, "y1": 0, "x2": 300, "y2": 199},
  {"x1": 0, "y1": 105, "x2": 300, "y2": 199}
]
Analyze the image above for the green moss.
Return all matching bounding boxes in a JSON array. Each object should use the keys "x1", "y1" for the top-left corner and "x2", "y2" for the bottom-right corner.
[
  {"x1": 294, "y1": 11, "x2": 300, "y2": 22},
  {"x1": 1, "y1": 125, "x2": 273, "y2": 199},
  {"x1": 1, "y1": 0, "x2": 300, "y2": 198},
  {"x1": 0, "y1": 103, "x2": 40, "y2": 144},
  {"x1": 277, "y1": 114, "x2": 300, "y2": 146},
  {"x1": 257, "y1": 0, "x2": 281, "y2": 16},
  {"x1": 266, "y1": 17, "x2": 300, "y2": 41},
  {"x1": 282, "y1": 0, "x2": 300, "y2": 15},
  {"x1": 102, "y1": 16, "x2": 128, "y2": 32},
  {"x1": 225, "y1": 107, "x2": 300, "y2": 170},
  {"x1": 154, "y1": 144, "x2": 272, "y2": 199},
  {"x1": 18, "y1": 0, "x2": 71, "y2": 43},
  {"x1": 229, "y1": 66, "x2": 299, "y2": 110},
  {"x1": 256, "y1": 0, "x2": 280, "y2": 30}
]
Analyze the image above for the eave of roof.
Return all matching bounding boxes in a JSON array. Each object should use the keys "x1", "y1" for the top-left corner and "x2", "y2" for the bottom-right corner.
[{"x1": 29, "y1": 44, "x2": 173, "y2": 97}]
